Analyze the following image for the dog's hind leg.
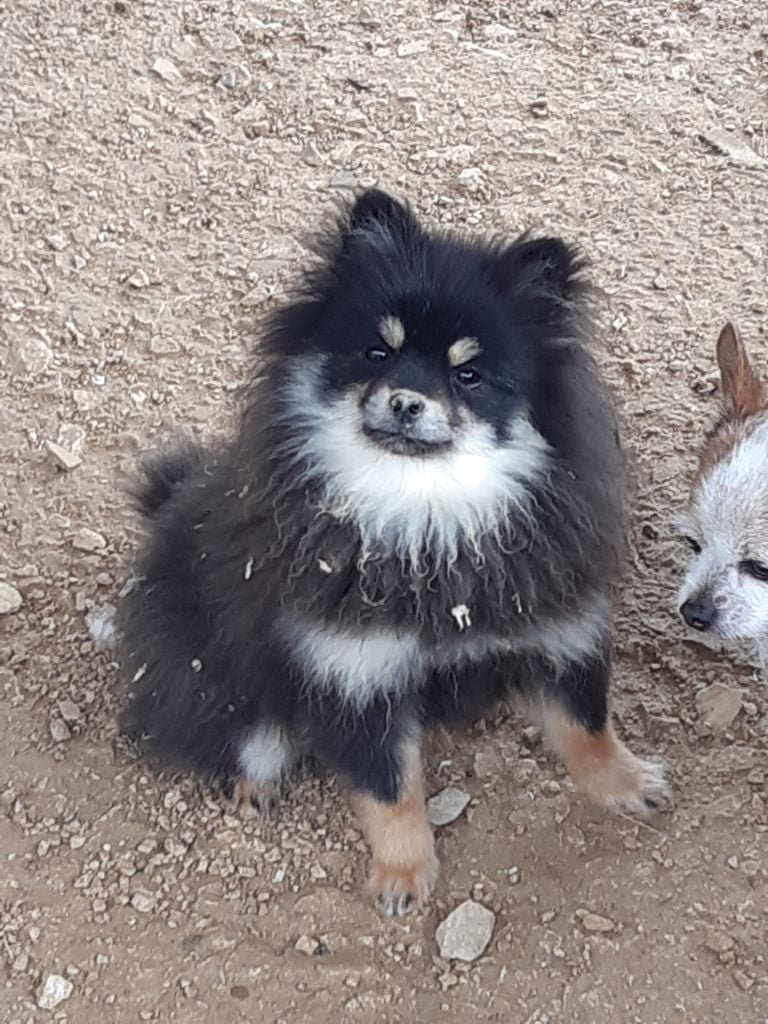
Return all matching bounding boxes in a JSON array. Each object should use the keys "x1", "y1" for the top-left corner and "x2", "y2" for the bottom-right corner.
[{"x1": 225, "y1": 723, "x2": 296, "y2": 819}]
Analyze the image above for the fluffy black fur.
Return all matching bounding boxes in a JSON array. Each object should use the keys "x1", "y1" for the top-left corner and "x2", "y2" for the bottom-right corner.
[{"x1": 118, "y1": 191, "x2": 625, "y2": 807}]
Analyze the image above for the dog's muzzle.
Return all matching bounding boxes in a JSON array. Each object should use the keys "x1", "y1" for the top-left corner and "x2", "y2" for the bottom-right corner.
[
  {"x1": 362, "y1": 387, "x2": 452, "y2": 453},
  {"x1": 680, "y1": 594, "x2": 717, "y2": 632}
]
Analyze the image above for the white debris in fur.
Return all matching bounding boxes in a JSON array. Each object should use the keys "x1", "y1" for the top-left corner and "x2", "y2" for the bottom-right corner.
[
  {"x1": 132, "y1": 663, "x2": 147, "y2": 683},
  {"x1": 317, "y1": 558, "x2": 333, "y2": 574},
  {"x1": 118, "y1": 575, "x2": 140, "y2": 598},
  {"x1": 191, "y1": 658, "x2": 203, "y2": 673},
  {"x1": 244, "y1": 557, "x2": 254, "y2": 580},
  {"x1": 450, "y1": 604, "x2": 472, "y2": 630}
]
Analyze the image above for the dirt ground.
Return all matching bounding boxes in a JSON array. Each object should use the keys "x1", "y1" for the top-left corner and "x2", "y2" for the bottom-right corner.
[{"x1": 2, "y1": 1, "x2": 767, "y2": 1021}]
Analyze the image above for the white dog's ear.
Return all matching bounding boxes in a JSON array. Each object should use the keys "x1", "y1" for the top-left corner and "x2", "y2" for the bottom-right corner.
[{"x1": 716, "y1": 323, "x2": 763, "y2": 419}]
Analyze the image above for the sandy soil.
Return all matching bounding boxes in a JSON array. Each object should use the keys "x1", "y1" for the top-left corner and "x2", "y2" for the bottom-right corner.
[{"x1": 2, "y1": 1, "x2": 767, "y2": 1021}]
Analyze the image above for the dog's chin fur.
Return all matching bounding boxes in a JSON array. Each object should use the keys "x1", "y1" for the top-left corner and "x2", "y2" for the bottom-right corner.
[
  {"x1": 360, "y1": 429, "x2": 451, "y2": 457},
  {"x1": 275, "y1": 356, "x2": 551, "y2": 566}
]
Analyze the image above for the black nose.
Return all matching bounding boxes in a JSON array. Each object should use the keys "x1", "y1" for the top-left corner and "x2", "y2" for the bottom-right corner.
[
  {"x1": 680, "y1": 596, "x2": 717, "y2": 631},
  {"x1": 389, "y1": 390, "x2": 425, "y2": 422}
]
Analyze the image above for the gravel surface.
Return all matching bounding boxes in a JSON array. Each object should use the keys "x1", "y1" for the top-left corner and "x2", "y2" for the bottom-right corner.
[{"x1": 1, "y1": 2, "x2": 767, "y2": 1021}]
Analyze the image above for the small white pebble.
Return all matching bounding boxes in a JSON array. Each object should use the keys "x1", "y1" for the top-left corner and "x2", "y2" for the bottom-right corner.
[
  {"x1": 576, "y1": 910, "x2": 615, "y2": 933},
  {"x1": 131, "y1": 891, "x2": 157, "y2": 913},
  {"x1": 427, "y1": 787, "x2": 471, "y2": 826},
  {"x1": 50, "y1": 719, "x2": 71, "y2": 743},
  {"x1": 37, "y1": 974, "x2": 74, "y2": 1010},
  {"x1": 0, "y1": 581, "x2": 23, "y2": 615},
  {"x1": 73, "y1": 527, "x2": 107, "y2": 553},
  {"x1": 295, "y1": 934, "x2": 317, "y2": 956},
  {"x1": 436, "y1": 900, "x2": 495, "y2": 961}
]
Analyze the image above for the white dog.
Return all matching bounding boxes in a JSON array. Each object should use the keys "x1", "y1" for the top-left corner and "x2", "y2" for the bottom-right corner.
[{"x1": 678, "y1": 322, "x2": 768, "y2": 665}]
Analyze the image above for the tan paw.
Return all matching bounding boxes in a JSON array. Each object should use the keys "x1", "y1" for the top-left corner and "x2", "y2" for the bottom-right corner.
[
  {"x1": 582, "y1": 751, "x2": 671, "y2": 818},
  {"x1": 224, "y1": 777, "x2": 281, "y2": 820},
  {"x1": 543, "y1": 710, "x2": 671, "y2": 820},
  {"x1": 369, "y1": 853, "x2": 439, "y2": 917}
]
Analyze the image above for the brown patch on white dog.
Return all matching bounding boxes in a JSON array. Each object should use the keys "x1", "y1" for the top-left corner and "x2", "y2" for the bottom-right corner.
[
  {"x1": 447, "y1": 336, "x2": 481, "y2": 367},
  {"x1": 696, "y1": 323, "x2": 767, "y2": 479},
  {"x1": 716, "y1": 322, "x2": 763, "y2": 420}
]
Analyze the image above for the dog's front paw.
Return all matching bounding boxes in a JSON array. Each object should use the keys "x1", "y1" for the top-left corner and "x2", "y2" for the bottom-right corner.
[
  {"x1": 369, "y1": 852, "x2": 439, "y2": 917},
  {"x1": 589, "y1": 751, "x2": 671, "y2": 818},
  {"x1": 547, "y1": 711, "x2": 672, "y2": 820}
]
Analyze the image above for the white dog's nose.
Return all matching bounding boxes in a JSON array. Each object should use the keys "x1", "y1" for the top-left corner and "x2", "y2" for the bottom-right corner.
[{"x1": 680, "y1": 596, "x2": 717, "y2": 631}]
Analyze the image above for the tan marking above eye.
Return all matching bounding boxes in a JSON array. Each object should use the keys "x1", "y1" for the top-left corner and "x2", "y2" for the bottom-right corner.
[
  {"x1": 379, "y1": 316, "x2": 406, "y2": 351},
  {"x1": 447, "y1": 336, "x2": 481, "y2": 367}
]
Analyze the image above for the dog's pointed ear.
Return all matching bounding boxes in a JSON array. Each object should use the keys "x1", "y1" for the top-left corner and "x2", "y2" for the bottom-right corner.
[
  {"x1": 343, "y1": 190, "x2": 417, "y2": 248},
  {"x1": 716, "y1": 322, "x2": 763, "y2": 419},
  {"x1": 493, "y1": 236, "x2": 582, "y2": 300},
  {"x1": 349, "y1": 190, "x2": 411, "y2": 230}
]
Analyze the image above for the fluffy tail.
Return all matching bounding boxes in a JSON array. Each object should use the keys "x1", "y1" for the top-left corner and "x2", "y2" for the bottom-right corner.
[{"x1": 132, "y1": 441, "x2": 205, "y2": 518}]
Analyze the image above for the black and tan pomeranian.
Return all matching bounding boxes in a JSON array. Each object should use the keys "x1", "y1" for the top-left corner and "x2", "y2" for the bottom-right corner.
[{"x1": 118, "y1": 191, "x2": 668, "y2": 916}]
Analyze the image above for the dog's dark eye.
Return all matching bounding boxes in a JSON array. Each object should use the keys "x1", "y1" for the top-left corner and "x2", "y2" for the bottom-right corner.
[
  {"x1": 455, "y1": 367, "x2": 481, "y2": 387},
  {"x1": 740, "y1": 559, "x2": 768, "y2": 582},
  {"x1": 366, "y1": 346, "x2": 389, "y2": 363},
  {"x1": 683, "y1": 536, "x2": 701, "y2": 554}
]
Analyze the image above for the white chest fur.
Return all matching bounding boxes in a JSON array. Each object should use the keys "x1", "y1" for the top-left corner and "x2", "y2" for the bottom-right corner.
[
  {"x1": 278, "y1": 615, "x2": 426, "y2": 707},
  {"x1": 279, "y1": 593, "x2": 609, "y2": 707}
]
